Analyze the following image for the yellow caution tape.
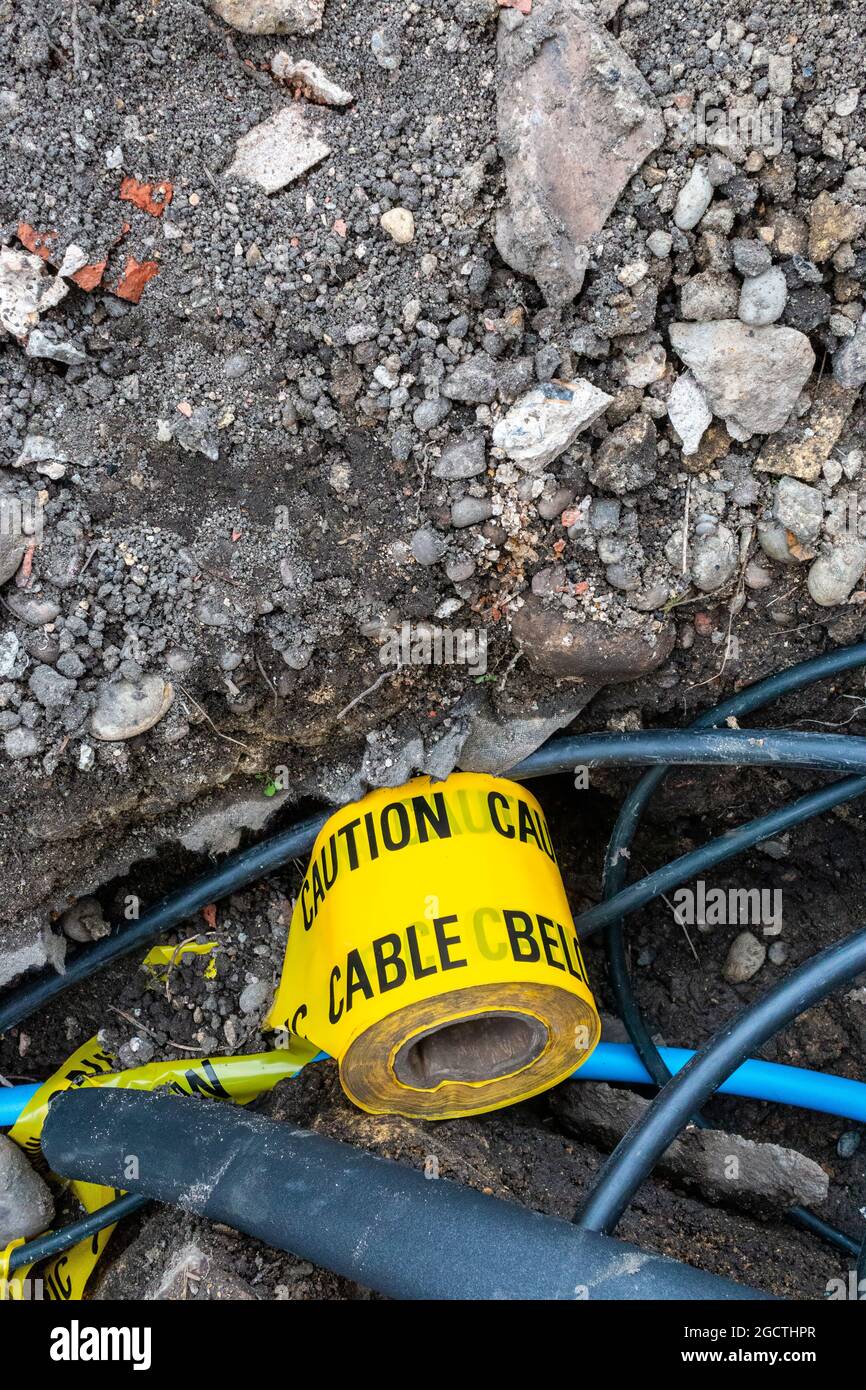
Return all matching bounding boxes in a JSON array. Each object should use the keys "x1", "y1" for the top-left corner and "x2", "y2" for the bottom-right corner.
[
  {"x1": 0, "y1": 1238, "x2": 31, "y2": 1301},
  {"x1": 5, "y1": 1007, "x2": 319, "y2": 1300},
  {"x1": 144, "y1": 940, "x2": 218, "y2": 979},
  {"x1": 266, "y1": 772, "x2": 601, "y2": 1119}
]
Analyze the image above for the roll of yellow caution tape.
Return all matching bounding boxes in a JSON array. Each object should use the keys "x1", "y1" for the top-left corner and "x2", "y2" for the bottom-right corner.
[{"x1": 266, "y1": 772, "x2": 601, "y2": 1119}]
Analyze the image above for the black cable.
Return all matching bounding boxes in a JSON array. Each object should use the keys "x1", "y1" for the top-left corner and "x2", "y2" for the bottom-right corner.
[
  {"x1": 857, "y1": 1230, "x2": 866, "y2": 1292},
  {"x1": 0, "y1": 810, "x2": 328, "y2": 1035},
  {"x1": 40, "y1": 1089, "x2": 771, "y2": 1300},
  {"x1": 577, "y1": 926, "x2": 866, "y2": 1235},
  {"x1": 7, "y1": 1192, "x2": 149, "y2": 1273},
  {"x1": 587, "y1": 644, "x2": 866, "y2": 1256}
]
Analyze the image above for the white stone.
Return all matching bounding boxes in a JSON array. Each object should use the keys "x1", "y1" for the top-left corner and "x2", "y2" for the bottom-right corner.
[
  {"x1": 226, "y1": 106, "x2": 329, "y2": 194},
  {"x1": 673, "y1": 163, "x2": 713, "y2": 231},
  {"x1": 270, "y1": 52, "x2": 353, "y2": 105},
  {"x1": 91, "y1": 676, "x2": 175, "y2": 741},
  {"x1": 380, "y1": 207, "x2": 415, "y2": 245},
  {"x1": 667, "y1": 371, "x2": 712, "y2": 455},
  {"x1": 738, "y1": 266, "x2": 788, "y2": 326},
  {"x1": 492, "y1": 379, "x2": 613, "y2": 473}
]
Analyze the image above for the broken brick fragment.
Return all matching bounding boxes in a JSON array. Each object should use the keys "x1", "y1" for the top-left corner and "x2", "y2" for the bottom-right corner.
[
  {"x1": 17, "y1": 223, "x2": 57, "y2": 260},
  {"x1": 71, "y1": 261, "x2": 108, "y2": 291},
  {"x1": 114, "y1": 256, "x2": 160, "y2": 303},
  {"x1": 119, "y1": 177, "x2": 174, "y2": 217}
]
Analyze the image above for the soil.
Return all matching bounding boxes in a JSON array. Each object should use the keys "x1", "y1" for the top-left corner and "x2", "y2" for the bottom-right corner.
[{"x1": 1, "y1": 0, "x2": 866, "y2": 1301}]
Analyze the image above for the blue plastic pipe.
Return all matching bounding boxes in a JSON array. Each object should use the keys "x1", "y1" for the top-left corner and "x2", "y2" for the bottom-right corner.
[
  {"x1": 577, "y1": 1043, "x2": 866, "y2": 1123},
  {"x1": 4, "y1": 1043, "x2": 866, "y2": 1128}
]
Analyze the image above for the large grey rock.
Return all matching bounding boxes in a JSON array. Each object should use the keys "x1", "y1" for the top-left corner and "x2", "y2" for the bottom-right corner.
[
  {"x1": 511, "y1": 593, "x2": 674, "y2": 681},
  {"x1": 0, "y1": 1134, "x2": 54, "y2": 1242},
  {"x1": 669, "y1": 320, "x2": 815, "y2": 437},
  {"x1": 553, "y1": 1082, "x2": 829, "y2": 1216},
  {"x1": 210, "y1": 0, "x2": 323, "y2": 34},
  {"x1": 494, "y1": 0, "x2": 663, "y2": 306}
]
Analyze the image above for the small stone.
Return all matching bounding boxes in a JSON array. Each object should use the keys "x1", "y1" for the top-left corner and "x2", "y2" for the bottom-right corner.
[
  {"x1": 209, "y1": 0, "x2": 323, "y2": 34},
  {"x1": 588, "y1": 414, "x2": 657, "y2": 493},
  {"x1": 836, "y1": 1131, "x2": 861, "y2": 1159},
  {"x1": 0, "y1": 631, "x2": 19, "y2": 677},
  {"x1": 410, "y1": 527, "x2": 446, "y2": 567},
  {"x1": 807, "y1": 542, "x2": 866, "y2": 607},
  {"x1": 668, "y1": 371, "x2": 712, "y2": 456},
  {"x1": 451, "y1": 497, "x2": 494, "y2": 528},
  {"x1": 731, "y1": 238, "x2": 772, "y2": 278},
  {"x1": 681, "y1": 270, "x2": 739, "y2": 321},
  {"x1": 773, "y1": 477, "x2": 823, "y2": 542},
  {"x1": 433, "y1": 436, "x2": 486, "y2": 481},
  {"x1": 59, "y1": 897, "x2": 109, "y2": 943},
  {"x1": 692, "y1": 524, "x2": 738, "y2": 592},
  {"x1": 441, "y1": 353, "x2": 498, "y2": 404},
  {"x1": 370, "y1": 24, "x2": 402, "y2": 70},
  {"x1": 493, "y1": 379, "x2": 612, "y2": 472},
  {"x1": 674, "y1": 163, "x2": 713, "y2": 231},
  {"x1": 380, "y1": 207, "x2": 415, "y2": 244},
  {"x1": 767, "y1": 53, "x2": 793, "y2": 96},
  {"x1": 0, "y1": 1133, "x2": 54, "y2": 1241},
  {"x1": 0, "y1": 532, "x2": 25, "y2": 587},
  {"x1": 28, "y1": 665, "x2": 75, "y2": 709},
  {"x1": 808, "y1": 191, "x2": 866, "y2": 264},
  {"x1": 646, "y1": 229, "x2": 672, "y2": 258},
  {"x1": 3, "y1": 727, "x2": 40, "y2": 760},
  {"x1": 412, "y1": 397, "x2": 451, "y2": 431},
  {"x1": 723, "y1": 931, "x2": 767, "y2": 983},
  {"x1": 239, "y1": 979, "x2": 272, "y2": 1014},
  {"x1": 91, "y1": 675, "x2": 174, "y2": 741},
  {"x1": 226, "y1": 106, "x2": 329, "y2": 194},
  {"x1": 833, "y1": 321, "x2": 866, "y2": 389},
  {"x1": 270, "y1": 52, "x2": 353, "y2": 105},
  {"x1": 738, "y1": 266, "x2": 787, "y2": 325}
]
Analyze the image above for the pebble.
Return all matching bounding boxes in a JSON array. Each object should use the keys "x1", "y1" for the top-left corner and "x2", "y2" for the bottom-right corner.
[
  {"x1": 691, "y1": 525, "x2": 738, "y2": 592},
  {"x1": 732, "y1": 238, "x2": 772, "y2": 278},
  {"x1": 836, "y1": 1131, "x2": 861, "y2": 1159},
  {"x1": 807, "y1": 542, "x2": 866, "y2": 606},
  {"x1": 673, "y1": 163, "x2": 713, "y2": 231},
  {"x1": 773, "y1": 477, "x2": 823, "y2": 542},
  {"x1": 239, "y1": 979, "x2": 272, "y2": 1014},
  {"x1": 3, "y1": 727, "x2": 40, "y2": 760},
  {"x1": 91, "y1": 676, "x2": 175, "y2": 741},
  {"x1": 410, "y1": 527, "x2": 446, "y2": 567},
  {"x1": 681, "y1": 270, "x2": 739, "y2": 321},
  {"x1": 441, "y1": 352, "x2": 498, "y2": 405},
  {"x1": 833, "y1": 321, "x2": 866, "y2": 388},
  {"x1": 433, "y1": 435, "x2": 486, "y2": 481},
  {"x1": 667, "y1": 371, "x2": 712, "y2": 455},
  {"x1": 646, "y1": 229, "x2": 672, "y2": 258},
  {"x1": 493, "y1": 380, "x2": 612, "y2": 472},
  {"x1": 739, "y1": 267, "x2": 788, "y2": 326},
  {"x1": 450, "y1": 497, "x2": 494, "y2": 528},
  {"x1": 723, "y1": 931, "x2": 767, "y2": 983},
  {"x1": 380, "y1": 207, "x2": 415, "y2": 244},
  {"x1": 29, "y1": 665, "x2": 75, "y2": 709}
]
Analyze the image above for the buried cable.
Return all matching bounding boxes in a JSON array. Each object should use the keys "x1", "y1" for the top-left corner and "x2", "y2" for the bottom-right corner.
[
  {"x1": 40, "y1": 1087, "x2": 771, "y2": 1301},
  {"x1": 576, "y1": 926, "x2": 866, "y2": 1236}
]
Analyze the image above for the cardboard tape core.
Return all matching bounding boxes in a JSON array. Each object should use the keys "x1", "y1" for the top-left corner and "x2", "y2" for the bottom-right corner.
[
  {"x1": 267, "y1": 772, "x2": 602, "y2": 1120},
  {"x1": 392, "y1": 1010, "x2": 548, "y2": 1088}
]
